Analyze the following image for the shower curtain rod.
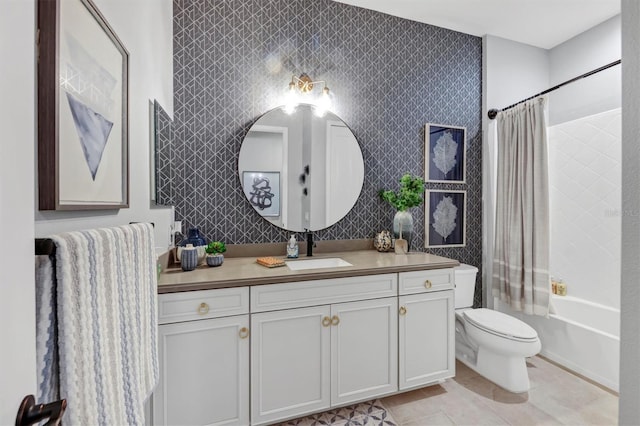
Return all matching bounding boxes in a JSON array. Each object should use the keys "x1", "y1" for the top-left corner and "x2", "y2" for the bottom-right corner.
[{"x1": 487, "y1": 59, "x2": 621, "y2": 120}]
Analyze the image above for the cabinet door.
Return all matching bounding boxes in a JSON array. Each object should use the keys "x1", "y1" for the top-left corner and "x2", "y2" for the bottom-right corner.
[
  {"x1": 251, "y1": 306, "x2": 331, "y2": 426},
  {"x1": 399, "y1": 290, "x2": 455, "y2": 390},
  {"x1": 153, "y1": 315, "x2": 249, "y2": 426},
  {"x1": 331, "y1": 297, "x2": 398, "y2": 406}
]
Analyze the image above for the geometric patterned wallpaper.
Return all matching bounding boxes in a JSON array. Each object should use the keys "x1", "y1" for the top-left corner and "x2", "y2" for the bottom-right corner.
[
  {"x1": 156, "y1": 0, "x2": 483, "y2": 304},
  {"x1": 154, "y1": 100, "x2": 174, "y2": 205}
]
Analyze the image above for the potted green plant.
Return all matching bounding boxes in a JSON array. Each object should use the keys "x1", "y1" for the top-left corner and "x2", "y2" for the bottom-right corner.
[
  {"x1": 205, "y1": 241, "x2": 226, "y2": 267},
  {"x1": 379, "y1": 173, "x2": 425, "y2": 251}
]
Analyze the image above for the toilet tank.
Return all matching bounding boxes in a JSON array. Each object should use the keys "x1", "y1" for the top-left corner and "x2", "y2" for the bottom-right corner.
[{"x1": 454, "y1": 264, "x2": 478, "y2": 309}]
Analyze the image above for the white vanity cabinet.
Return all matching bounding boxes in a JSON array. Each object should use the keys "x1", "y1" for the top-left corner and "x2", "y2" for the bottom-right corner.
[
  {"x1": 153, "y1": 287, "x2": 250, "y2": 426},
  {"x1": 398, "y1": 269, "x2": 455, "y2": 390},
  {"x1": 250, "y1": 275, "x2": 398, "y2": 426},
  {"x1": 250, "y1": 305, "x2": 332, "y2": 425},
  {"x1": 330, "y1": 297, "x2": 398, "y2": 405},
  {"x1": 154, "y1": 263, "x2": 456, "y2": 426}
]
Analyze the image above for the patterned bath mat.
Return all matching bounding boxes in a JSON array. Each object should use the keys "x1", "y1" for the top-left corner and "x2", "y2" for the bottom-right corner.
[{"x1": 275, "y1": 399, "x2": 397, "y2": 426}]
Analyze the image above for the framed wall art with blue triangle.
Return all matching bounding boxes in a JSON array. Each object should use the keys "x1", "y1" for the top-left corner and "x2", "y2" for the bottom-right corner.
[{"x1": 37, "y1": 0, "x2": 129, "y2": 210}]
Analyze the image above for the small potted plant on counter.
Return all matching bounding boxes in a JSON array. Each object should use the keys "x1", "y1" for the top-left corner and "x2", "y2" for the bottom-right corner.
[{"x1": 205, "y1": 241, "x2": 226, "y2": 267}]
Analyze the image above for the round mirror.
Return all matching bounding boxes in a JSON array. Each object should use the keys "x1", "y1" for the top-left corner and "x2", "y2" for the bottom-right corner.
[{"x1": 238, "y1": 104, "x2": 364, "y2": 232}]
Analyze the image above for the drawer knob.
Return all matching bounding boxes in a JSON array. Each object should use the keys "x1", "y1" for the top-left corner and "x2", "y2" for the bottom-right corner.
[
  {"x1": 331, "y1": 315, "x2": 340, "y2": 326},
  {"x1": 399, "y1": 306, "x2": 407, "y2": 316},
  {"x1": 239, "y1": 327, "x2": 250, "y2": 339},
  {"x1": 197, "y1": 302, "x2": 210, "y2": 315},
  {"x1": 322, "y1": 316, "x2": 332, "y2": 327},
  {"x1": 424, "y1": 280, "x2": 432, "y2": 289}
]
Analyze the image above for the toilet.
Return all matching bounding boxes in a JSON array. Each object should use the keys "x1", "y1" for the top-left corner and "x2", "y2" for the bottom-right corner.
[{"x1": 454, "y1": 264, "x2": 541, "y2": 393}]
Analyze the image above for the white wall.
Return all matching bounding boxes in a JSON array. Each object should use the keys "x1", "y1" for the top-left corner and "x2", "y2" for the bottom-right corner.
[
  {"x1": 548, "y1": 16, "x2": 621, "y2": 126},
  {"x1": 484, "y1": 35, "x2": 550, "y2": 111},
  {"x1": 34, "y1": 0, "x2": 174, "y2": 252},
  {"x1": 619, "y1": 0, "x2": 640, "y2": 422},
  {"x1": 483, "y1": 17, "x2": 621, "y2": 126},
  {"x1": 0, "y1": 0, "x2": 172, "y2": 421},
  {"x1": 0, "y1": 1, "x2": 36, "y2": 423}
]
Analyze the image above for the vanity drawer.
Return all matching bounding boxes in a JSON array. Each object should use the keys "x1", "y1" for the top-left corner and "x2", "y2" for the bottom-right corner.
[
  {"x1": 158, "y1": 287, "x2": 249, "y2": 324},
  {"x1": 251, "y1": 274, "x2": 397, "y2": 312},
  {"x1": 398, "y1": 269, "x2": 454, "y2": 295}
]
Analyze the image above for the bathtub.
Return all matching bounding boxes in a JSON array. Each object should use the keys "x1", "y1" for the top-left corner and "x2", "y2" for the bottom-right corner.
[{"x1": 497, "y1": 295, "x2": 620, "y2": 392}]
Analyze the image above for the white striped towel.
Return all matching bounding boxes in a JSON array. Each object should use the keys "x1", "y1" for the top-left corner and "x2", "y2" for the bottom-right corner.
[{"x1": 35, "y1": 223, "x2": 158, "y2": 425}]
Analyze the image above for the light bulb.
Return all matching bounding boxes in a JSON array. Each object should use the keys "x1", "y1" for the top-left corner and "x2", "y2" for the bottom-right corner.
[
  {"x1": 283, "y1": 81, "x2": 298, "y2": 115},
  {"x1": 314, "y1": 86, "x2": 332, "y2": 117}
]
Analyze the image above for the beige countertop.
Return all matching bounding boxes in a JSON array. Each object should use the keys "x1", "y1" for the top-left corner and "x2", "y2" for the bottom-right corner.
[{"x1": 158, "y1": 250, "x2": 459, "y2": 293}]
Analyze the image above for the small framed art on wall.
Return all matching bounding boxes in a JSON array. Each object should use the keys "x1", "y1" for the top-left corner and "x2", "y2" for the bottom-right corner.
[
  {"x1": 425, "y1": 189, "x2": 466, "y2": 248},
  {"x1": 425, "y1": 123, "x2": 466, "y2": 184}
]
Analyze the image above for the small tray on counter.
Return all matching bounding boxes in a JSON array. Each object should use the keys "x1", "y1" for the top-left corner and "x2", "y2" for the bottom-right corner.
[{"x1": 256, "y1": 256, "x2": 286, "y2": 268}]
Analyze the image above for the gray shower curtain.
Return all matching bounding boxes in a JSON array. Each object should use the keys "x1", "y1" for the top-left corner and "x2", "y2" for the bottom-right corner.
[{"x1": 492, "y1": 97, "x2": 550, "y2": 316}]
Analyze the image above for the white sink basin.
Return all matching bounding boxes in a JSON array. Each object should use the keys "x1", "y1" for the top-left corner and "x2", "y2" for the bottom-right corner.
[{"x1": 286, "y1": 258, "x2": 353, "y2": 271}]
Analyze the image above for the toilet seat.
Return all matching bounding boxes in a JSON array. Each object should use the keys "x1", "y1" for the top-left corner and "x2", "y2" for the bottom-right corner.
[{"x1": 462, "y1": 308, "x2": 538, "y2": 343}]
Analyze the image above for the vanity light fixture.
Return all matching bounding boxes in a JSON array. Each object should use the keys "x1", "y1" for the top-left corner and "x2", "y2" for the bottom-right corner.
[{"x1": 284, "y1": 73, "x2": 332, "y2": 116}]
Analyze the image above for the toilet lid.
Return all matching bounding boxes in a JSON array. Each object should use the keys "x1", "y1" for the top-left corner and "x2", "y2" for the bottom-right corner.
[{"x1": 463, "y1": 309, "x2": 538, "y2": 341}]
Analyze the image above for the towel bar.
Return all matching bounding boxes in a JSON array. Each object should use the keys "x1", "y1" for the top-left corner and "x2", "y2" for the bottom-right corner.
[
  {"x1": 15, "y1": 394, "x2": 66, "y2": 426},
  {"x1": 34, "y1": 222, "x2": 155, "y2": 256},
  {"x1": 35, "y1": 238, "x2": 55, "y2": 256}
]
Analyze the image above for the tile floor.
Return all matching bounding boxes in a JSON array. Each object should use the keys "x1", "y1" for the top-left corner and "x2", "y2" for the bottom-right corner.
[
  {"x1": 381, "y1": 356, "x2": 618, "y2": 425},
  {"x1": 276, "y1": 399, "x2": 397, "y2": 426}
]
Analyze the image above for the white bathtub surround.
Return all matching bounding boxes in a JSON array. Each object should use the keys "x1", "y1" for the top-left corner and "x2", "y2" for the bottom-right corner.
[
  {"x1": 548, "y1": 108, "x2": 621, "y2": 310},
  {"x1": 492, "y1": 97, "x2": 551, "y2": 316},
  {"x1": 550, "y1": 295, "x2": 620, "y2": 337}
]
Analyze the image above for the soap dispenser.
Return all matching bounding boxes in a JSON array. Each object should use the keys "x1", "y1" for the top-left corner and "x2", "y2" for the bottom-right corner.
[{"x1": 286, "y1": 235, "x2": 299, "y2": 258}]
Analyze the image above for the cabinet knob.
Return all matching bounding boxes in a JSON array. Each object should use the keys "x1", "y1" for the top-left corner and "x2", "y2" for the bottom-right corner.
[
  {"x1": 331, "y1": 315, "x2": 340, "y2": 326},
  {"x1": 399, "y1": 306, "x2": 407, "y2": 315},
  {"x1": 239, "y1": 327, "x2": 250, "y2": 339},
  {"x1": 424, "y1": 280, "x2": 432, "y2": 289},
  {"x1": 322, "y1": 316, "x2": 332, "y2": 327},
  {"x1": 197, "y1": 302, "x2": 210, "y2": 315}
]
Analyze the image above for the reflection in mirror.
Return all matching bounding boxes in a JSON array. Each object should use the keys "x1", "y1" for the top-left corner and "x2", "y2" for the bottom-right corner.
[{"x1": 238, "y1": 104, "x2": 364, "y2": 232}]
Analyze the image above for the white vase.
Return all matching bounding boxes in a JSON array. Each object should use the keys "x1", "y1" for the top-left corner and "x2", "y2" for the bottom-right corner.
[{"x1": 393, "y1": 210, "x2": 414, "y2": 251}]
